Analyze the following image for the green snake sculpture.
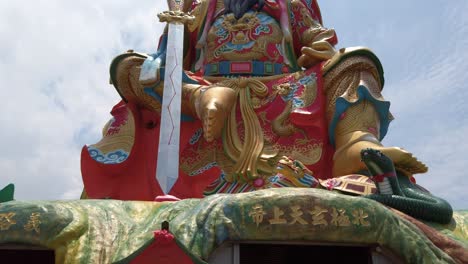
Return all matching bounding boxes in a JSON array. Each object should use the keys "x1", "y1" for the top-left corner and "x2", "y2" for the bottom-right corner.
[{"x1": 360, "y1": 148, "x2": 453, "y2": 224}]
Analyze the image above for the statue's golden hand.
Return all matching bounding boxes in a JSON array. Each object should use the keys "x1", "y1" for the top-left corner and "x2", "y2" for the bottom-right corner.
[
  {"x1": 194, "y1": 86, "x2": 237, "y2": 142},
  {"x1": 297, "y1": 41, "x2": 336, "y2": 68}
]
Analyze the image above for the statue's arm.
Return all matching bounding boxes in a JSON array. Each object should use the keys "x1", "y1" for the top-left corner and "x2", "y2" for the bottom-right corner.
[
  {"x1": 289, "y1": 0, "x2": 337, "y2": 68},
  {"x1": 139, "y1": 26, "x2": 168, "y2": 87},
  {"x1": 109, "y1": 49, "x2": 203, "y2": 119}
]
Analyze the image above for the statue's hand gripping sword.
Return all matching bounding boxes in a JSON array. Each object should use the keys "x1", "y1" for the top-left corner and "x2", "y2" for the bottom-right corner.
[{"x1": 156, "y1": 1, "x2": 194, "y2": 194}]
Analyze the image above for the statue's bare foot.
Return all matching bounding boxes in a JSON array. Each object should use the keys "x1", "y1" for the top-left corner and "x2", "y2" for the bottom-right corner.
[
  {"x1": 197, "y1": 86, "x2": 237, "y2": 142},
  {"x1": 377, "y1": 146, "x2": 428, "y2": 174},
  {"x1": 333, "y1": 139, "x2": 428, "y2": 177}
]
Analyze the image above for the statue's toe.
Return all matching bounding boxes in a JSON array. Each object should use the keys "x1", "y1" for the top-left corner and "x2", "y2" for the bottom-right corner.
[{"x1": 379, "y1": 147, "x2": 428, "y2": 174}]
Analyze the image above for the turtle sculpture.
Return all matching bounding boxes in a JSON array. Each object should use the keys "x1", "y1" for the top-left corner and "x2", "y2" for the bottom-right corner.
[{"x1": 319, "y1": 174, "x2": 377, "y2": 196}]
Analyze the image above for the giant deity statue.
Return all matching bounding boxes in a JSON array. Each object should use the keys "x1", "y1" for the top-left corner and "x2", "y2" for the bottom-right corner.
[
  {"x1": 81, "y1": 0, "x2": 451, "y2": 223},
  {"x1": 1, "y1": 1, "x2": 466, "y2": 262}
]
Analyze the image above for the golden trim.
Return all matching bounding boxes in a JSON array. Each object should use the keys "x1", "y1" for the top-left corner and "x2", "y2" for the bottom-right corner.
[
  {"x1": 158, "y1": 10, "x2": 195, "y2": 25},
  {"x1": 290, "y1": 145, "x2": 322, "y2": 166},
  {"x1": 188, "y1": 0, "x2": 209, "y2": 32},
  {"x1": 335, "y1": 100, "x2": 381, "y2": 140},
  {"x1": 220, "y1": 78, "x2": 278, "y2": 182},
  {"x1": 273, "y1": 140, "x2": 323, "y2": 166},
  {"x1": 322, "y1": 47, "x2": 381, "y2": 74},
  {"x1": 271, "y1": 101, "x2": 296, "y2": 137},
  {"x1": 0, "y1": 212, "x2": 16, "y2": 231},
  {"x1": 91, "y1": 107, "x2": 135, "y2": 155},
  {"x1": 114, "y1": 54, "x2": 164, "y2": 113},
  {"x1": 322, "y1": 55, "x2": 384, "y2": 125},
  {"x1": 24, "y1": 213, "x2": 41, "y2": 234}
]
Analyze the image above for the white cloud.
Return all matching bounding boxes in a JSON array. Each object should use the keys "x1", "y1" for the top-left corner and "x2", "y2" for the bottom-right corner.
[
  {"x1": 0, "y1": 0, "x2": 165, "y2": 200},
  {"x1": 381, "y1": 3, "x2": 468, "y2": 209}
]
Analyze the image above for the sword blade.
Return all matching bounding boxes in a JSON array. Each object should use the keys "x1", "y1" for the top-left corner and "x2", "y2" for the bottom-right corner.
[{"x1": 156, "y1": 22, "x2": 185, "y2": 194}]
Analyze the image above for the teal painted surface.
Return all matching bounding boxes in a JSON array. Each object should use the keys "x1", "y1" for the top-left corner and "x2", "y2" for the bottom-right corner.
[{"x1": 0, "y1": 184, "x2": 14, "y2": 203}]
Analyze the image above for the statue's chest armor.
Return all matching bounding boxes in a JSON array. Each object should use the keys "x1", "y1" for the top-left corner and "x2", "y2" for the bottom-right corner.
[{"x1": 205, "y1": 12, "x2": 285, "y2": 64}]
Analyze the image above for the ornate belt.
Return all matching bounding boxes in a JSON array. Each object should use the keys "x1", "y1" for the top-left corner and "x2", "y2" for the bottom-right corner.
[{"x1": 204, "y1": 61, "x2": 291, "y2": 76}]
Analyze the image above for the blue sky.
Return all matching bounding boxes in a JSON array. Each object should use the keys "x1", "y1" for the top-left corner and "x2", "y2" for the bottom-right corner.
[
  {"x1": 321, "y1": 0, "x2": 468, "y2": 209},
  {"x1": 0, "y1": 1, "x2": 466, "y2": 209}
]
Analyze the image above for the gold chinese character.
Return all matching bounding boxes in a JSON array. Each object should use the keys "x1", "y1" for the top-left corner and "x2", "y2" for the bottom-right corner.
[
  {"x1": 24, "y1": 212, "x2": 41, "y2": 234},
  {"x1": 330, "y1": 208, "x2": 351, "y2": 227},
  {"x1": 0, "y1": 212, "x2": 16, "y2": 231},
  {"x1": 249, "y1": 204, "x2": 266, "y2": 227},
  {"x1": 289, "y1": 205, "x2": 308, "y2": 225},
  {"x1": 309, "y1": 206, "x2": 328, "y2": 226},
  {"x1": 269, "y1": 206, "x2": 287, "y2": 225},
  {"x1": 352, "y1": 209, "x2": 370, "y2": 227}
]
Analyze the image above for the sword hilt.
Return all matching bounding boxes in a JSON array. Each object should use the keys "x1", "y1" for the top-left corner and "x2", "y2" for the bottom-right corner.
[{"x1": 159, "y1": 0, "x2": 195, "y2": 24}]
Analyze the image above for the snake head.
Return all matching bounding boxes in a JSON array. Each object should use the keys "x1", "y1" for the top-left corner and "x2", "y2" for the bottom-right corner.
[{"x1": 360, "y1": 148, "x2": 394, "y2": 175}]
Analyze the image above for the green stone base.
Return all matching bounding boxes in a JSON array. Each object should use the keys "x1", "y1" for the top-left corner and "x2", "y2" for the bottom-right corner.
[{"x1": 0, "y1": 189, "x2": 466, "y2": 263}]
